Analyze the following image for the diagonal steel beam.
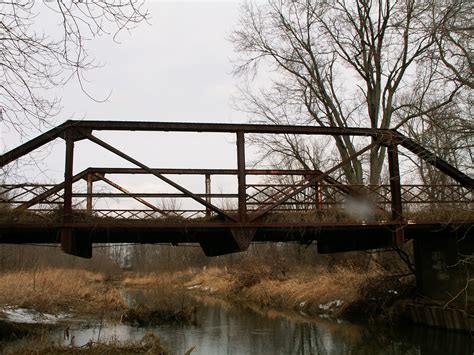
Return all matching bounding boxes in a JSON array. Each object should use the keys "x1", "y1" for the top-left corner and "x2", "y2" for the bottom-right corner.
[
  {"x1": 15, "y1": 169, "x2": 89, "y2": 211},
  {"x1": 394, "y1": 131, "x2": 474, "y2": 190},
  {"x1": 95, "y1": 174, "x2": 168, "y2": 216},
  {"x1": 0, "y1": 123, "x2": 71, "y2": 168},
  {"x1": 248, "y1": 140, "x2": 381, "y2": 222},
  {"x1": 81, "y1": 131, "x2": 237, "y2": 221}
]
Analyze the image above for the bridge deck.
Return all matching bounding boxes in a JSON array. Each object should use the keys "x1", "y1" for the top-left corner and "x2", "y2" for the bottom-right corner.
[{"x1": 0, "y1": 220, "x2": 471, "y2": 253}]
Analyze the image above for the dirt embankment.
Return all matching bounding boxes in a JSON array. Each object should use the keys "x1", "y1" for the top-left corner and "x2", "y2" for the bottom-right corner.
[{"x1": 0, "y1": 263, "x2": 414, "y2": 330}]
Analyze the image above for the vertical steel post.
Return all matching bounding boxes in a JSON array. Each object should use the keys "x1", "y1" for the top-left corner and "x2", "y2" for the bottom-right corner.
[
  {"x1": 61, "y1": 129, "x2": 74, "y2": 253},
  {"x1": 63, "y1": 130, "x2": 74, "y2": 222},
  {"x1": 86, "y1": 173, "x2": 93, "y2": 214},
  {"x1": 314, "y1": 181, "x2": 321, "y2": 210},
  {"x1": 61, "y1": 129, "x2": 92, "y2": 258},
  {"x1": 236, "y1": 131, "x2": 246, "y2": 222},
  {"x1": 205, "y1": 173, "x2": 211, "y2": 217},
  {"x1": 388, "y1": 143, "x2": 404, "y2": 246}
]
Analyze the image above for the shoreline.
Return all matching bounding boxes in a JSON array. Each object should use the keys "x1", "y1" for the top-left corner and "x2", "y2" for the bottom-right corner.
[{"x1": 0, "y1": 265, "x2": 471, "y2": 342}]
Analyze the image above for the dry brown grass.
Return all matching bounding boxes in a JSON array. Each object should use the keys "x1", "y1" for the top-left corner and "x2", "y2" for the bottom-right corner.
[
  {"x1": 0, "y1": 268, "x2": 202, "y2": 326},
  {"x1": 185, "y1": 267, "x2": 235, "y2": 294},
  {"x1": 0, "y1": 268, "x2": 125, "y2": 314},
  {"x1": 244, "y1": 267, "x2": 373, "y2": 315},
  {"x1": 121, "y1": 270, "x2": 198, "y2": 326},
  {"x1": 185, "y1": 263, "x2": 386, "y2": 318},
  {"x1": 122, "y1": 270, "x2": 193, "y2": 288}
]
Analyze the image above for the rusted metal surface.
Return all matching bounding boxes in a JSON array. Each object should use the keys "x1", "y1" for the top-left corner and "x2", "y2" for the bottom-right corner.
[
  {"x1": 82, "y1": 130, "x2": 237, "y2": 222},
  {"x1": 397, "y1": 133, "x2": 474, "y2": 190},
  {"x1": 1, "y1": 184, "x2": 59, "y2": 204},
  {"x1": 5, "y1": 183, "x2": 468, "y2": 208},
  {"x1": 388, "y1": 144, "x2": 403, "y2": 221},
  {"x1": 86, "y1": 173, "x2": 93, "y2": 214},
  {"x1": 73, "y1": 192, "x2": 238, "y2": 198},
  {"x1": 388, "y1": 143, "x2": 405, "y2": 246},
  {"x1": 62, "y1": 130, "x2": 74, "y2": 222},
  {"x1": 1, "y1": 219, "x2": 471, "y2": 230},
  {"x1": 314, "y1": 181, "x2": 322, "y2": 210},
  {"x1": 64, "y1": 120, "x2": 389, "y2": 135},
  {"x1": 0, "y1": 121, "x2": 383, "y2": 168},
  {"x1": 248, "y1": 139, "x2": 382, "y2": 221},
  {"x1": 1, "y1": 120, "x2": 473, "y2": 258},
  {"x1": 205, "y1": 173, "x2": 211, "y2": 217},
  {"x1": 0, "y1": 222, "x2": 471, "y2": 245},
  {"x1": 14, "y1": 170, "x2": 88, "y2": 211},
  {"x1": 60, "y1": 129, "x2": 90, "y2": 257},
  {"x1": 1, "y1": 120, "x2": 472, "y2": 188},
  {"x1": 95, "y1": 174, "x2": 167, "y2": 216},
  {"x1": 0, "y1": 124, "x2": 66, "y2": 167},
  {"x1": 85, "y1": 167, "x2": 333, "y2": 175},
  {"x1": 236, "y1": 131, "x2": 247, "y2": 222}
]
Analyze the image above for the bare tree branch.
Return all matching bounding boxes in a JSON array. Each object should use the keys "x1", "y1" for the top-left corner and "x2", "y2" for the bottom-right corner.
[
  {"x1": 0, "y1": 0, "x2": 149, "y2": 134},
  {"x1": 230, "y1": 0, "x2": 470, "y2": 184}
]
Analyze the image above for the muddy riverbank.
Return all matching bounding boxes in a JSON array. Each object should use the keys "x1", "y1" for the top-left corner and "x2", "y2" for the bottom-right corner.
[
  {"x1": 0, "y1": 264, "x2": 418, "y2": 331},
  {"x1": 0, "y1": 266, "x2": 472, "y2": 354}
]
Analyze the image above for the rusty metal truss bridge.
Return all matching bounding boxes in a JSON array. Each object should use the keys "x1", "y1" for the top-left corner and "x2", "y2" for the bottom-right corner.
[{"x1": 0, "y1": 121, "x2": 473, "y2": 258}]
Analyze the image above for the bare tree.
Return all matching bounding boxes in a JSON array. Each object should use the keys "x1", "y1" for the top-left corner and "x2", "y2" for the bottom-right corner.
[
  {"x1": 231, "y1": 0, "x2": 468, "y2": 184},
  {"x1": 429, "y1": 0, "x2": 473, "y2": 89},
  {"x1": 405, "y1": 106, "x2": 473, "y2": 180},
  {"x1": 0, "y1": 0, "x2": 148, "y2": 134}
]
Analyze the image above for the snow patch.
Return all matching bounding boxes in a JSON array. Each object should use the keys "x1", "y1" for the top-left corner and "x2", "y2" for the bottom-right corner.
[
  {"x1": 1, "y1": 307, "x2": 69, "y2": 324},
  {"x1": 299, "y1": 300, "x2": 307, "y2": 308},
  {"x1": 318, "y1": 300, "x2": 344, "y2": 312}
]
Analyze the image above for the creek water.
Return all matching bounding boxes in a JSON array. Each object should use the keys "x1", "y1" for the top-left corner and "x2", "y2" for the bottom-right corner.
[{"x1": 2, "y1": 288, "x2": 474, "y2": 354}]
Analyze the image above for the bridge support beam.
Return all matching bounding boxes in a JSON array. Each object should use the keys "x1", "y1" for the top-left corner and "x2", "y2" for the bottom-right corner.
[
  {"x1": 387, "y1": 143, "x2": 404, "y2": 246},
  {"x1": 236, "y1": 131, "x2": 247, "y2": 222},
  {"x1": 413, "y1": 232, "x2": 474, "y2": 306},
  {"x1": 86, "y1": 173, "x2": 94, "y2": 214},
  {"x1": 205, "y1": 173, "x2": 211, "y2": 217},
  {"x1": 61, "y1": 129, "x2": 92, "y2": 258}
]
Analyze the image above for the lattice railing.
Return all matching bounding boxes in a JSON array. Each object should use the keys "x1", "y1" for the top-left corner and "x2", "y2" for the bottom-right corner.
[
  {"x1": 245, "y1": 183, "x2": 472, "y2": 211},
  {"x1": 0, "y1": 184, "x2": 63, "y2": 206},
  {"x1": 1, "y1": 182, "x2": 471, "y2": 221}
]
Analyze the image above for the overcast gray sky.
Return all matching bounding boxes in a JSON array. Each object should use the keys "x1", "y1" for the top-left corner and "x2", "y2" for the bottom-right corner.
[
  {"x1": 2, "y1": 1, "x2": 266, "y2": 210},
  {"x1": 60, "y1": 0, "x2": 244, "y2": 124}
]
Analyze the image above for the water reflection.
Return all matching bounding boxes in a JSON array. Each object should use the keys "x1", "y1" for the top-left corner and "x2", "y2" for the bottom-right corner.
[
  {"x1": 53, "y1": 289, "x2": 474, "y2": 354},
  {"x1": 5, "y1": 288, "x2": 473, "y2": 354}
]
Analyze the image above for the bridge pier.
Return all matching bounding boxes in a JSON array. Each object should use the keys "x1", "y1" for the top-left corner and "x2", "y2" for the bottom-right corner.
[
  {"x1": 413, "y1": 232, "x2": 474, "y2": 307},
  {"x1": 198, "y1": 227, "x2": 256, "y2": 257}
]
